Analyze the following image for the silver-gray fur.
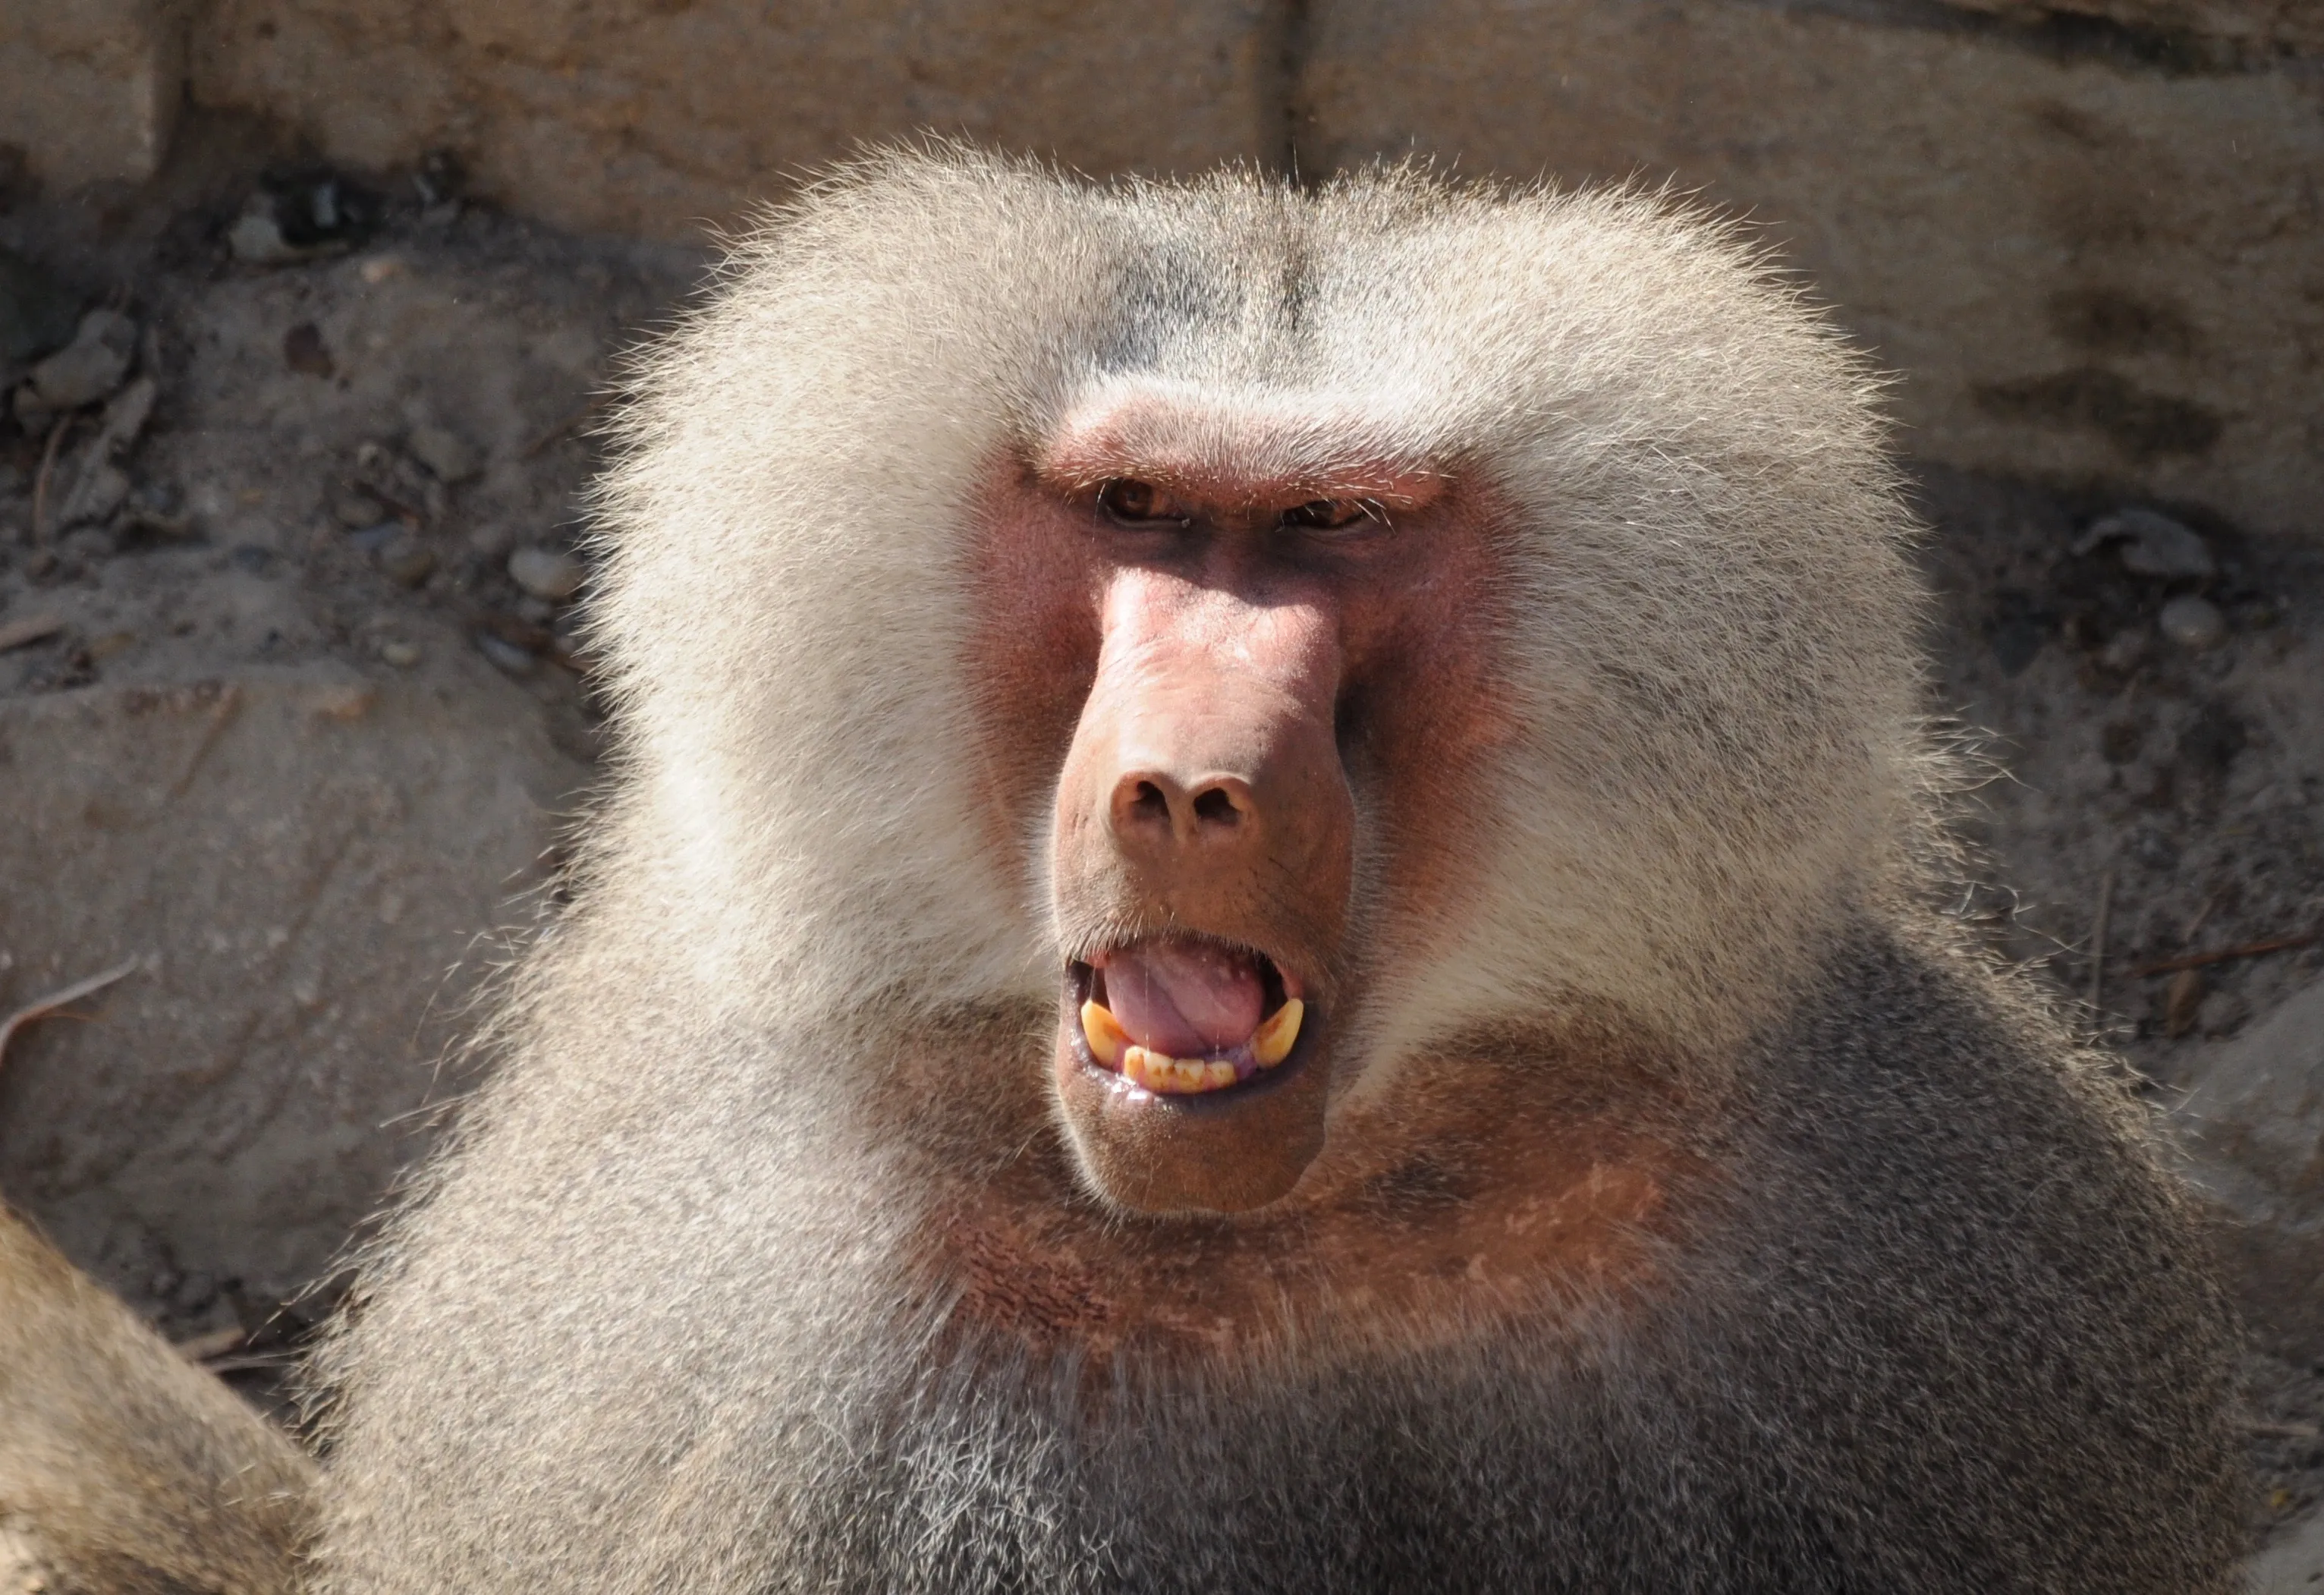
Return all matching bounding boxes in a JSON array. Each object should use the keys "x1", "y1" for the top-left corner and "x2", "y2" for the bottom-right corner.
[{"x1": 293, "y1": 149, "x2": 2243, "y2": 1592}]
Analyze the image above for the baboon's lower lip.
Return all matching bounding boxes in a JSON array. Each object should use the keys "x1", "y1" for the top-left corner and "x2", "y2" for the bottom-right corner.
[{"x1": 1070, "y1": 941, "x2": 1307, "y2": 1097}]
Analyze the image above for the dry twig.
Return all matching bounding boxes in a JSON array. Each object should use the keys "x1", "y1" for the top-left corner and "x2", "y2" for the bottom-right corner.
[
  {"x1": 2244, "y1": 1417, "x2": 2322, "y2": 1440},
  {"x1": 0, "y1": 959, "x2": 139, "y2": 1069},
  {"x1": 0, "y1": 613, "x2": 64, "y2": 653},
  {"x1": 28, "y1": 412, "x2": 80, "y2": 545},
  {"x1": 2132, "y1": 932, "x2": 2322, "y2": 979}
]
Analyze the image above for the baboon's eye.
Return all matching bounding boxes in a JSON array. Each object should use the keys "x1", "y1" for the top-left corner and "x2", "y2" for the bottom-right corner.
[
  {"x1": 1099, "y1": 480, "x2": 1184, "y2": 524},
  {"x1": 1281, "y1": 499, "x2": 1373, "y2": 531}
]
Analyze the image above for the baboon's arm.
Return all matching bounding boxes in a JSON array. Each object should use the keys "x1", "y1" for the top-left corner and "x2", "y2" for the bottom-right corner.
[{"x1": 0, "y1": 1203, "x2": 312, "y2": 1595}]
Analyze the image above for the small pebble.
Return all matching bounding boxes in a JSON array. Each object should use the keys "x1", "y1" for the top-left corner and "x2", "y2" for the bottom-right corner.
[
  {"x1": 507, "y1": 545, "x2": 583, "y2": 602},
  {"x1": 11, "y1": 386, "x2": 55, "y2": 432},
  {"x1": 28, "y1": 307, "x2": 137, "y2": 408},
  {"x1": 95, "y1": 375, "x2": 157, "y2": 452},
  {"x1": 58, "y1": 462, "x2": 131, "y2": 529},
  {"x1": 407, "y1": 423, "x2": 480, "y2": 484},
  {"x1": 227, "y1": 195, "x2": 313, "y2": 266},
  {"x1": 379, "y1": 639, "x2": 421, "y2": 668},
  {"x1": 2159, "y1": 594, "x2": 2225, "y2": 650},
  {"x1": 228, "y1": 208, "x2": 294, "y2": 265},
  {"x1": 2080, "y1": 508, "x2": 2216, "y2": 580},
  {"x1": 376, "y1": 532, "x2": 437, "y2": 587},
  {"x1": 334, "y1": 491, "x2": 386, "y2": 527},
  {"x1": 349, "y1": 521, "x2": 401, "y2": 552},
  {"x1": 475, "y1": 631, "x2": 536, "y2": 675}
]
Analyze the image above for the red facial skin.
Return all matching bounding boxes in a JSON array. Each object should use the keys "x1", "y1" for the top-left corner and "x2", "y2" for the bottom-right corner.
[{"x1": 938, "y1": 402, "x2": 1702, "y2": 1363}]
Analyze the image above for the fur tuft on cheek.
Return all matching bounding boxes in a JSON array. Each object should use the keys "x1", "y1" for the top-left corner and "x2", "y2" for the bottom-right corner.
[{"x1": 580, "y1": 184, "x2": 1119, "y2": 1026}]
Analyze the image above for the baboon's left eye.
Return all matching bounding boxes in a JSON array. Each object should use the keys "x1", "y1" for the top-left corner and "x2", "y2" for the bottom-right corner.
[
  {"x1": 1099, "y1": 479, "x2": 1185, "y2": 524},
  {"x1": 1281, "y1": 499, "x2": 1373, "y2": 531}
]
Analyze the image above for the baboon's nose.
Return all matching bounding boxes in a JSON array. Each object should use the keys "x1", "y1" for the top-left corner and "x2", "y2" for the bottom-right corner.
[{"x1": 1109, "y1": 769, "x2": 1259, "y2": 850}]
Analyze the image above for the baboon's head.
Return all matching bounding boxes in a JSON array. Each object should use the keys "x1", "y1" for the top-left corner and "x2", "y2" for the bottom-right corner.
[
  {"x1": 590, "y1": 149, "x2": 1923, "y2": 1217},
  {"x1": 996, "y1": 396, "x2": 1500, "y2": 1210}
]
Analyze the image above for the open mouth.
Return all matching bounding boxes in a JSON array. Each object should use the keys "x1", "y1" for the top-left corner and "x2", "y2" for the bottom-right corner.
[{"x1": 1071, "y1": 938, "x2": 1308, "y2": 1096}]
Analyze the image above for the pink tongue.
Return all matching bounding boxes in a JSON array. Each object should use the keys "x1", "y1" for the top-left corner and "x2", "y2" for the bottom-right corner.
[{"x1": 1101, "y1": 942, "x2": 1266, "y2": 1058}]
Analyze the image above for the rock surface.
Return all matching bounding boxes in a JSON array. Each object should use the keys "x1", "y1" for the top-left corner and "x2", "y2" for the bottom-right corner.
[
  {"x1": 185, "y1": 0, "x2": 1282, "y2": 238},
  {"x1": 7, "y1": 4, "x2": 2323, "y2": 549},
  {"x1": 0, "y1": 0, "x2": 184, "y2": 189},
  {"x1": 1300, "y1": 0, "x2": 2324, "y2": 544},
  {"x1": 1943, "y1": 0, "x2": 2324, "y2": 58},
  {"x1": 2174, "y1": 977, "x2": 2324, "y2": 1361},
  {"x1": 0, "y1": 667, "x2": 587, "y2": 1320},
  {"x1": 2250, "y1": 1503, "x2": 2324, "y2": 1593}
]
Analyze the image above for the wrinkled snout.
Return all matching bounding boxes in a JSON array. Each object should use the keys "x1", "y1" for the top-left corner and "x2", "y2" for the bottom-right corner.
[{"x1": 1055, "y1": 574, "x2": 1354, "y2": 951}]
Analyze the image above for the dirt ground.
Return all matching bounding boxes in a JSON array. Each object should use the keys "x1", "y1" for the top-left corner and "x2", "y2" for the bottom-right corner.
[{"x1": 3, "y1": 127, "x2": 2320, "y2": 1567}]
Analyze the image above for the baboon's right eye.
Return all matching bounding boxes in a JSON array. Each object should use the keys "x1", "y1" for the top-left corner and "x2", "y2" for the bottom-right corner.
[{"x1": 1098, "y1": 480, "x2": 1184, "y2": 524}]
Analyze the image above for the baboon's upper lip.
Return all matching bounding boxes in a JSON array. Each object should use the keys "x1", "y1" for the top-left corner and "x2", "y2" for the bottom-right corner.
[{"x1": 1070, "y1": 939, "x2": 1309, "y2": 1097}]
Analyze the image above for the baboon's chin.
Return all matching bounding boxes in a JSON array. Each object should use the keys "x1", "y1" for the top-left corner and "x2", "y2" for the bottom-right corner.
[{"x1": 1052, "y1": 940, "x2": 1329, "y2": 1213}]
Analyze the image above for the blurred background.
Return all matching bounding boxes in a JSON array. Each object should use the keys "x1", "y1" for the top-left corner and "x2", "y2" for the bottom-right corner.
[{"x1": 1, "y1": 0, "x2": 2320, "y2": 1575}]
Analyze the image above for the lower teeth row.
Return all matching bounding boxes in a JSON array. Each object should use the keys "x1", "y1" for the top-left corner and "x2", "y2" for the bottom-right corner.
[
  {"x1": 1078, "y1": 998, "x2": 1306, "y2": 1096},
  {"x1": 1124, "y1": 1048, "x2": 1243, "y2": 1093}
]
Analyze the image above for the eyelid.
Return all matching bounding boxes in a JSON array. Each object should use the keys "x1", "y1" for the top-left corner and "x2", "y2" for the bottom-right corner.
[{"x1": 1285, "y1": 499, "x2": 1381, "y2": 532}]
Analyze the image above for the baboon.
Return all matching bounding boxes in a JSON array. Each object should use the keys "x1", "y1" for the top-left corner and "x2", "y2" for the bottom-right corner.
[
  {"x1": 8, "y1": 149, "x2": 2245, "y2": 1592},
  {"x1": 0, "y1": 1203, "x2": 311, "y2": 1594}
]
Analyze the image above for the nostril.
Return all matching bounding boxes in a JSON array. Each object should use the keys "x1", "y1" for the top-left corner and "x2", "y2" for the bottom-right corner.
[
  {"x1": 1192, "y1": 786, "x2": 1241, "y2": 827},
  {"x1": 1131, "y1": 781, "x2": 1170, "y2": 823}
]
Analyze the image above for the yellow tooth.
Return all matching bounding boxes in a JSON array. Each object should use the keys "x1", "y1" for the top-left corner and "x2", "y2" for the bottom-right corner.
[
  {"x1": 1169, "y1": 1059, "x2": 1209, "y2": 1093},
  {"x1": 1080, "y1": 1000, "x2": 1128, "y2": 1068},
  {"x1": 1252, "y1": 998, "x2": 1304, "y2": 1067},
  {"x1": 1203, "y1": 1059, "x2": 1238, "y2": 1090},
  {"x1": 1123, "y1": 1045, "x2": 1165, "y2": 1090}
]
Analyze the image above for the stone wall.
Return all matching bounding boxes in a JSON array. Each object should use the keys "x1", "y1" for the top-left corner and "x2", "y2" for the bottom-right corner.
[
  {"x1": 1300, "y1": 1, "x2": 2324, "y2": 546},
  {"x1": 0, "y1": 0, "x2": 184, "y2": 190},
  {"x1": 2, "y1": 2, "x2": 2316, "y2": 539},
  {"x1": 183, "y1": 0, "x2": 1288, "y2": 240}
]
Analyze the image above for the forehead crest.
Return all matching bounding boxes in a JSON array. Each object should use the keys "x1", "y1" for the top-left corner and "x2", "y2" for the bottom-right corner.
[{"x1": 1038, "y1": 377, "x2": 1445, "y2": 511}]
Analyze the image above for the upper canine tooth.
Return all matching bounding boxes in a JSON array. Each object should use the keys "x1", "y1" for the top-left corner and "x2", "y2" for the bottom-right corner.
[
  {"x1": 1252, "y1": 999, "x2": 1304, "y2": 1068},
  {"x1": 1081, "y1": 999, "x2": 1128, "y2": 1068}
]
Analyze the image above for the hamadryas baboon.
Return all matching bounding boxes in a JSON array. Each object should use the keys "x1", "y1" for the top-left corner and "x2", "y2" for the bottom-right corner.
[{"x1": 7, "y1": 149, "x2": 2244, "y2": 1593}]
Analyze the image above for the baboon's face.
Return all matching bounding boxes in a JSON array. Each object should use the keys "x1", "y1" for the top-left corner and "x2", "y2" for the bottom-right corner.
[{"x1": 971, "y1": 391, "x2": 1514, "y2": 1213}]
